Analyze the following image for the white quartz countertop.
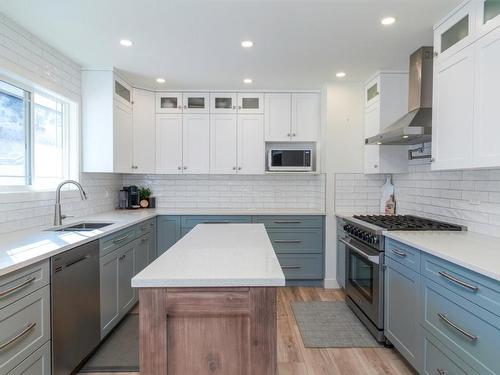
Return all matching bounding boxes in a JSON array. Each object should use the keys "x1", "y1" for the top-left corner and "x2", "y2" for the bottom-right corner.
[
  {"x1": 132, "y1": 224, "x2": 286, "y2": 288},
  {"x1": 384, "y1": 231, "x2": 500, "y2": 282},
  {"x1": 0, "y1": 208, "x2": 323, "y2": 277}
]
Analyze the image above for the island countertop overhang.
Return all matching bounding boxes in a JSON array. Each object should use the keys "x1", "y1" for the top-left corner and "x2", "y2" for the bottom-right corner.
[{"x1": 132, "y1": 223, "x2": 286, "y2": 288}]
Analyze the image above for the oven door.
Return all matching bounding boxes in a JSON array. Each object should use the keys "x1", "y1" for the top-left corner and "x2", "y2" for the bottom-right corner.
[{"x1": 342, "y1": 237, "x2": 383, "y2": 328}]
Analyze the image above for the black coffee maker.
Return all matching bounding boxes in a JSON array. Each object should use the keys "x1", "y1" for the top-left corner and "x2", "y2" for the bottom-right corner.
[{"x1": 122, "y1": 186, "x2": 140, "y2": 209}]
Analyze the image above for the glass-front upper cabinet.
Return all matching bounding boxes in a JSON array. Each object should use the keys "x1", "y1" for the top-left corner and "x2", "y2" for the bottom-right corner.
[
  {"x1": 156, "y1": 92, "x2": 183, "y2": 114},
  {"x1": 477, "y1": 0, "x2": 500, "y2": 35},
  {"x1": 365, "y1": 75, "x2": 380, "y2": 108},
  {"x1": 237, "y1": 93, "x2": 264, "y2": 114},
  {"x1": 182, "y1": 93, "x2": 209, "y2": 113},
  {"x1": 210, "y1": 93, "x2": 237, "y2": 113},
  {"x1": 434, "y1": 2, "x2": 475, "y2": 61},
  {"x1": 114, "y1": 76, "x2": 132, "y2": 107}
]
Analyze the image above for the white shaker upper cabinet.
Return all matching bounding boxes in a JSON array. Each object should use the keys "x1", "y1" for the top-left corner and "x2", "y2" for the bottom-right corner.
[
  {"x1": 182, "y1": 114, "x2": 210, "y2": 174},
  {"x1": 182, "y1": 93, "x2": 210, "y2": 114},
  {"x1": 132, "y1": 89, "x2": 156, "y2": 174},
  {"x1": 113, "y1": 101, "x2": 134, "y2": 173},
  {"x1": 210, "y1": 93, "x2": 237, "y2": 114},
  {"x1": 237, "y1": 115, "x2": 265, "y2": 174},
  {"x1": 291, "y1": 93, "x2": 320, "y2": 142},
  {"x1": 210, "y1": 114, "x2": 238, "y2": 174},
  {"x1": 156, "y1": 92, "x2": 183, "y2": 114},
  {"x1": 473, "y1": 26, "x2": 500, "y2": 168},
  {"x1": 237, "y1": 93, "x2": 264, "y2": 114},
  {"x1": 432, "y1": 44, "x2": 475, "y2": 170},
  {"x1": 156, "y1": 114, "x2": 183, "y2": 174},
  {"x1": 265, "y1": 93, "x2": 291, "y2": 141},
  {"x1": 476, "y1": 0, "x2": 500, "y2": 36}
]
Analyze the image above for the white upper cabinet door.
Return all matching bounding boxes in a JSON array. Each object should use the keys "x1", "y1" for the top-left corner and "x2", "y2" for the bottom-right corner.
[
  {"x1": 476, "y1": 0, "x2": 500, "y2": 36},
  {"x1": 237, "y1": 114, "x2": 265, "y2": 174},
  {"x1": 265, "y1": 93, "x2": 291, "y2": 141},
  {"x1": 364, "y1": 145, "x2": 381, "y2": 175},
  {"x1": 432, "y1": 45, "x2": 475, "y2": 170},
  {"x1": 364, "y1": 103, "x2": 380, "y2": 138},
  {"x1": 114, "y1": 75, "x2": 133, "y2": 109},
  {"x1": 473, "y1": 26, "x2": 500, "y2": 167},
  {"x1": 183, "y1": 93, "x2": 210, "y2": 114},
  {"x1": 132, "y1": 89, "x2": 156, "y2": 174},
  {"x1": 210, "y1": 114, "x2": 238, "y2": 174},
  {"x1": 113, "y1": 102, "x2": 133, "y2": 173},
  {"x1": 182, "y1": 114, "x2": 210, "y2": 174},
  {"x1": 237, "y1": 93, "x2": 264, "y2": 114},
  {"x1": 434, "y1": 2, "x2": 476, "y2": 63},
  {"x1": 156, "y1": 92, "x2": 183, "y2": 114},
  {"x1": 291, "y1": 93, "x2": 320, "y2": 141},
  {"x1": 155, "y1": 114, "x2": 183, "y2": 174},
  {"x1": 210, "y1": 93, "x2": 237, "y2": 114},
  {"x1": 365, "y1": 76, "x2": 380, "y2": 108}
]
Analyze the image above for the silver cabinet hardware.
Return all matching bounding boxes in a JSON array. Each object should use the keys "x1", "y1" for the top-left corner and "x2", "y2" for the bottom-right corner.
[
  {"x1": 112, "y1": 234, "x2": 131, "y2": 244},
  {"x1": 0, "y1": 276, "x2": 36, "y2": 299},
  {"x1": 340, "y1": 238, "x2": 380, "y2": 264},
  {"x1": 178, "y1": 105, "x2": 182, "y2": 109},
  {"x1": 287, "y1": 133, "x2": 291, "y2": 137},
  {"x1": 281, "y1": 266, "x2": 301, "y2": 270},
  {"x1": 274, "y1": 240, "x2": 302, "y2": 244},
  {"x1": 436, "y1": 369, "x2": 447, "y2": 375},
  {"x1": 178, "y1": 166, "x2": 182, "y2": 170},
  {"x1": 392, "y1": 248, "x2": 407, "y2": 257},
  {"x1": 0, "y1": 322, "x2": 36, "y2": 350},
  {"x1": 438, "y1": 271, "x2": 479, "y2": 292},
  {"x1": 437, "y1": 313, "x2": 478, "y2": 341},
  {"x1": 434, "y1": 51, "x2": 439, "y2": 57},
  {"x1": 238, "y1": 167, "x2": 242, "y2": 170},
  {"x1": 150, "y1": 223, "x2": 154, "y2": 227},
  {"x1": 141, "y1": 225, "x2": 148, "y2": 230},
  {"x1": 292, "y1": 133, "x2": 296, "y2": 137},
  {"x1": 183, "y1": 166, "x2": 187, "y2": 170},
  {"x1": 274, "y1": 220, "x2": 301, "y2": 224},
  {"x1": 374, "y1": 164, "x2": 379, "y2": 168},
  {"x1": 118, "y1": 254, "x2": 126, "y2": 261},
  {"x1": 232, "y1": 167, "x2": 236, "y2": 170}
]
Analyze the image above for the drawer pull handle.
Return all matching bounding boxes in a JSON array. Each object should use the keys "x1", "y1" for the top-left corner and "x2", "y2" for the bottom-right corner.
[
  {"x1": 113, "y1": 234, "x2": 131, "y2": 244},
  {"x1": 141, "y1": 238, "x2": 149, "y2": 243},
  {"x1": 0, "y1": 277, "x2": 36, "y2": 299},
  {"x1": 141, "y1": 225, "x2": 148, "y2": 230},
  {"x1": 274, "y1": 240, "x2": 302, "y2": 244},
  {"x1": 203, "y1": 221, "x2": 230, "y2": 224},
  {"x1": 118, "y1": 254, "x2": 126, "y2": 261},
  {"x1": 438, "y1": 271, "x2": 479, "y2": 292},
  {"x1": 274, "y1": 221, "x2": 301, "y2": 224},
  {"x1": 0, "y1": 322, "x2": 36, "y2": 350},
  {"x1": 392, "y1": 249, "x2": 407, "y2": 257},
  {"x1": 437, "y1": 313, "x2": 478, "y2": 341},
  {"x1": 436, "y1": 370, "x2": 447, "y2": 375},
  {"x1": 282, "y1": 266, "x2": 301, "y2": 270}
]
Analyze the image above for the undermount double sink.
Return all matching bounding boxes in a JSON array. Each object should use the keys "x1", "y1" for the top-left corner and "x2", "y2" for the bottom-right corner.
[{"x1": 47, "y1": 222, "x2": 114, "y2": 232}]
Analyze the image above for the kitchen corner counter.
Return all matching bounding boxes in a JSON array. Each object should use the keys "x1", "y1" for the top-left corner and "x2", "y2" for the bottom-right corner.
[{"x1": 384, "y1": 230, "x2": 500, "y2": 282}]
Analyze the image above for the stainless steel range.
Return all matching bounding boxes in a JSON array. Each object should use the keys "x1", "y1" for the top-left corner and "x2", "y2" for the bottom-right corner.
[{"x1": 340, "y1": 215, "x2": 463, "y2": 344}]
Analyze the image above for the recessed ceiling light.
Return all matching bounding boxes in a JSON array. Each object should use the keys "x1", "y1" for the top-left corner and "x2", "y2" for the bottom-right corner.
[
  {"x1": 381, "y1": 17, "x2": 396, "y2": 26},
  {"x1": 243, "y1": 78, "x2": 253, "y2": 84},
  {"x1": 156, "y1": 78, "x2": 166, "y2": 84},
  {"x1": 120, "y1": 39, "x2": 133, "y2": 47},
  {"x1": 241, "y1": 40, "x2": 254, "y2": 48},
  {"x1": 376, "y1": 142, "x2": 382, "y2": 145},
  {"x1": 336, "y1": 72, "x2": 347, "y2": 78}
]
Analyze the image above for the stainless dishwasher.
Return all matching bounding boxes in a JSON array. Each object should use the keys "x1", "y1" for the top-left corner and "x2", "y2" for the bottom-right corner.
[{"x1": 51, "y1": 240, "x2": 100, "y2": 375}]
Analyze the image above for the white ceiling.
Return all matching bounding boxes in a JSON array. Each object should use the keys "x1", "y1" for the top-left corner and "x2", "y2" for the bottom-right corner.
[{"x1": 0, "y1": 0, "x2": 461, "y2": 90}]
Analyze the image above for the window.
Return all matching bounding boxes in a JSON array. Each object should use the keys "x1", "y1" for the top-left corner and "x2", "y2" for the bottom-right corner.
[{"x1": 0, "y1": 78, "x2": 77, "y2": 189}]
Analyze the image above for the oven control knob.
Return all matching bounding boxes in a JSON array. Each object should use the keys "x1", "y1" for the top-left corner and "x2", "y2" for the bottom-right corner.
[
  {"x1": 371, "y1": 236, "x2": 379, "y2": 244},
  {"x1": 343, "y1": 224, "x2": 350, "y2": 232}
]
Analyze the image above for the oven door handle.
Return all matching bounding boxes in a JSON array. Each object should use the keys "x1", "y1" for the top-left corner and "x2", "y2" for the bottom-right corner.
[{"x1": 340, "y1": 238, "x2": 380, "y2": 265}]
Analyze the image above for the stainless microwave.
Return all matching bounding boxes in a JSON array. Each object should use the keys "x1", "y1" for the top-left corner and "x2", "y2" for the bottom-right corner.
[{"x1": 268, "y1": 149, "x2": 313, "y2": 171}]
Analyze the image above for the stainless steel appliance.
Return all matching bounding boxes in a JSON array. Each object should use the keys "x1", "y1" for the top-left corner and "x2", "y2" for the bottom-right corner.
[
  {"x1": 365, "y1": 46, "x2": 434, "y2": 146},
  {"x1": 268, "y1": 149, "x2": 312, "y2": 171},
  {"x1": 51, "y1": 240, "x2": 100, "y2": 375},
  {"x1": 123, "y1": 185, "x2": 140, "y2": 209},
  {"x1": 341, "y1": 215, "x2": 463, "y2": 343}
]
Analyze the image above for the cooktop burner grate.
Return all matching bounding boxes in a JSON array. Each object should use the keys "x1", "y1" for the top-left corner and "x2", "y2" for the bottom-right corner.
[{"x1": 352, "y1": 215, "x2": 463, "y2": 231}]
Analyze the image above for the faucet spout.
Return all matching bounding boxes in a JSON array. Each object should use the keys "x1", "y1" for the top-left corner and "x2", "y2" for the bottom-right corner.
[{"x1": 54, "y1": 180, "x2": 88, "y2": 226}]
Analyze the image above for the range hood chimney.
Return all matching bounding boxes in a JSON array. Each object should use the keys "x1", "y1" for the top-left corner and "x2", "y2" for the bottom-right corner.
[{"x1": 366, "y1": 46, "x2": 434, "y2": 146}]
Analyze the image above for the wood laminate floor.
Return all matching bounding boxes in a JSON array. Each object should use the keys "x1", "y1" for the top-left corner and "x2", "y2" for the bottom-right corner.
[{"x1": 79, "y1": 287, "x2": 415, "y2": 375}]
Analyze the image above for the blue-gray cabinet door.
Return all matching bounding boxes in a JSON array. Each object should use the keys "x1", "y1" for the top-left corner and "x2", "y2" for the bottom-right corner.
[
  {"x1": 99, "y1": 250, "x2": 119, "y2": 338},
  {"x1": 134, "y1": 235, "x2": 150, "y2": 275},
  {"x1": 385, "y1": 257, "x2": 421, "y2": 371},
  {"x1": 8, "y1": 341, "x2": 51, "y2": 375},
  {"x1": 157, "y1": 216, "x2": 181, "y2": 256},
  {"x1": 118, "y1": 242, "x2": 136, "y2": 314}
]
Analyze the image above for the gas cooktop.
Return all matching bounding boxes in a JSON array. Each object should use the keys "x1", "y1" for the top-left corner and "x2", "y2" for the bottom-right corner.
[{"x1": 352, "y1": 215, "x2": 463, "y2": 231}]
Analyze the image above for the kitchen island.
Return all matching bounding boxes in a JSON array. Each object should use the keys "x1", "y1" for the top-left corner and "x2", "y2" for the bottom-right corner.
[{"x1": 132, "y1": 223, "x2": 285, "y2": 375}]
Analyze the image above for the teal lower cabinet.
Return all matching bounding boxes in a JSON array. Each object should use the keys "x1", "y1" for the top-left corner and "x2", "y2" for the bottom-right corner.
[
  {"x1": 157, "y1": 216, "x2": 181, "y2": 256},
  {"x1": 385, "y1": 239, "x2": 500, "y2": 375},
  {"x1": 384, "y1": 257, "x2": 421, "y2": 371},
  {"x1": 7, "y1": 341, "x2": 51, "y2": 375}
]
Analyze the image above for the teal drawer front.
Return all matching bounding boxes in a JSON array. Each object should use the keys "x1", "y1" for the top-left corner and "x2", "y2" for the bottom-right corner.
[
  {"x1": 8, "y1": 340, "x2": 51, "y2": 375},
  {"x1": 421, "y1": 277, "x2": 500, "y2": 375},
  {"x1": 253, "y1": 215, "x2": 323, "y2": 229},
  {"x1": 181, "y1": 215, "x2": 252, "y2": 228},
  {"x1": 385, "y1": 239, "x2": 421, "y2": 272},
  {"x1": 421, "y1": 253, "x2": 500, "y2": 318},
  {"x1": 423, "y1": 330, "x2": 478, "y2": 375},
  {"x1": 0, "y1": 261, "x2": 49, "y2": 311},
  {"x1": 100, "y1": 226, "x2": 137, "y2": 257},
  {"x1": 277, "y1": 254, "x2": 323, "y2": 280},
  {"x1": 267, "y1": 229, "x2": 323, "y2": 254},
  {"x1": 136, "y1": 218, "x2": 156, "y2": 236}
]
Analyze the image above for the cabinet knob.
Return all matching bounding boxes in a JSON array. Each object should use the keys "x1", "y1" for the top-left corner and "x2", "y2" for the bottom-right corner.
[
  {"x1": 178, "y1": 166, "x2": 182, "y2": 170},
  {"x1": 183, "y1": 105, "x2": 187, "y2": 109},
  {"x1": 232, "y1": 167, "x2": 236, "y2": 170},
  {"x1": 238, "y1": 167, "x2": 242, "y2": 170},
  {"x1": 183, "y1": 166, "x2": 187, "y2": 170},
  {"x1": 287, "y1": 133, "x2": 291, "y2": 137},
  {"x1": 374, "y1": 164, "x2": 378, "y2": 169},
  {"x1": 430, "y1": 158, "x2": 435, "y2": 163},
  {"x1": 178, "y1": 105, "x2": 182, "y2": 109},
  {"x1": 434, "y1": 51, "x2": 439, "y2": 57},
  {"x1": 232, "y1": 106, "x2": 236, "y2": 110},
  {"x1": 238, "y1": 106, "x2": 242, "y2": 110},
  {"x1": 292, "y1": 133, "x2": 296, "y2": 137}
]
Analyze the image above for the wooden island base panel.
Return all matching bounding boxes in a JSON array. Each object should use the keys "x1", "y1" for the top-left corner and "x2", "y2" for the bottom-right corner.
[{"x1": 139, "y1": 287, "x2": 277, "y2": 375}]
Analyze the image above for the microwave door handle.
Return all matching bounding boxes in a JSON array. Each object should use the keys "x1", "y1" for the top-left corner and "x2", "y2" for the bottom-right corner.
[{"x1": 340, "y1": 238, "x2": 380, "y2": 265}]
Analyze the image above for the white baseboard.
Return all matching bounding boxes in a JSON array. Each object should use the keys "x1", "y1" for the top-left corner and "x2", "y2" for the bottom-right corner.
[{"x1": 323, "y1": 278, "x2": 340, "y2": 289}]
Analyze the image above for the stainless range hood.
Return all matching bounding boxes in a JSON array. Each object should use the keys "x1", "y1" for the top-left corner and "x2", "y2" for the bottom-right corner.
[{"x1": 366, "y1": 47, "x2": 434, "y2": 146}]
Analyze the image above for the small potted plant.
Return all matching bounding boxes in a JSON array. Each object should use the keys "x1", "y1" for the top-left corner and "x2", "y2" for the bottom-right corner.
[{"x1": 138, "y1": 186, "x2": 153, "y2": 208}]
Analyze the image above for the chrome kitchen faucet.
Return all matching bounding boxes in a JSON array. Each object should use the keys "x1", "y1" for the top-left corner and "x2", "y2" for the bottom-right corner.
[{"x1": 53, "y1": 180, "x2": 88, "y2": 226}]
